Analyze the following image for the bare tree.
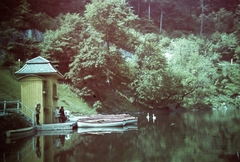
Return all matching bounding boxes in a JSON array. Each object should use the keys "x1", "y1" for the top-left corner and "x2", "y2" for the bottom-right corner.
[
  {"x1": 159, "y1": 8, "x2": 163, "y2": 33},
  {"x1": 200, "y1": 0, "x2": 204, "y2": 35}
]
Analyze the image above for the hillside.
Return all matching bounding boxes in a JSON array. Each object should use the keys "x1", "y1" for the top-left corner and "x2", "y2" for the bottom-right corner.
[
  {"x1": 57, "y1": 83, "x2": 97, "y2": 115},
  {"x1": 0, "y1": 0, "x2": 239, "y2": 110},
  {"x1": 0, "y1": 69, "x2": 96, "y2": 115},
  {"x1": 0, "y1": 69, "x2": 20, "y2": 101}
]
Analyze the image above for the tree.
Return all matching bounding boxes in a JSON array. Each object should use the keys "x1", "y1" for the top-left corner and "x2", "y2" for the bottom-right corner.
[
  {"x1": 85, "y1": 0, "x2": 138, "y2": 51},
  {"x1": 208, "y1": 62, "x2": 240, "y2": 109},
  {"x1": 130, "y1": 34, "x2": 167, "y2": 108},
  {"x1": 203, "y1": 8, "x2": 235, "y2": 34},
  {"x1": 234, "y1": 4, "x2": 240, "y2": 38},
  {"x1": 165, "y1": 35, "x2": 218, "y2": 108},
  {"x1": 67, "y1": 29, "x2": 108, "y2": 97},
  {"x1": 0, "y1": 0, "x2": 48, "y2": 64},
  {"x1": 155, "y1": 0, "x2": 176, "y2": 33},
  {"x1": 39, "y1": 13, "x2": 84, "y2": 74},
  {"x1": 209, "y1": 32, "x2": 238, "y2": 62},
  {"x1": 143, "y1": 0, "x2": 155, "y2": 20},
  {"x1": 66, "y1": 0, "x2": 140, "y2": 107}
]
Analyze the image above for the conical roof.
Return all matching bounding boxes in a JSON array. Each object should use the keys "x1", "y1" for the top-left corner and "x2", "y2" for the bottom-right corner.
[{"x1": 15, "y1": 56, "x2": 63, "y2": 78}]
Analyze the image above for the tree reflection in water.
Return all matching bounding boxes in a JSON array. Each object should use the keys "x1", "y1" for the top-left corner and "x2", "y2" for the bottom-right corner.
[
  {"x1": 2, "y1": 109, "x2": 240, "y2": 162},
  {"x1": 53, "y1": 109, "x2": 240, "y2": 162}
]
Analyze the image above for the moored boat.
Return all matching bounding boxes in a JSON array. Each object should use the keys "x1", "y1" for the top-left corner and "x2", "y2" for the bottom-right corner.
[{"x1": 77, "y1": 114, "x2": 138, "y2": 128}]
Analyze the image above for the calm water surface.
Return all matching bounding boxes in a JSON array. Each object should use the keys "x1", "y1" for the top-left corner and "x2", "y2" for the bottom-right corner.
[{"x1": 1, "y1": 109, "x2": 240, "y2": 162}]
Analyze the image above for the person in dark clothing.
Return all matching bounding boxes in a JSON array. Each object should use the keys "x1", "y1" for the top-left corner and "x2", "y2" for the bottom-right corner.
[
  {"x1": 59, "y1": 106, "x2": 65, "y2": 123},
  {"x1": 35, "y1": 103, "x2": 41, "y2": 125}
]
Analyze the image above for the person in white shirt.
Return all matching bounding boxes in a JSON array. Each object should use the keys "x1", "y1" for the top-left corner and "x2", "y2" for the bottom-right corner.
[{"x1": 55, "y1": 107, "x2": 60, "y2": 122}]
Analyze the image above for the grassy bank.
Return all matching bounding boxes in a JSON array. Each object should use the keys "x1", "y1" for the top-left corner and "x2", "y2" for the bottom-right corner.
[
  {"x1": 57, "y1": 83, "x2": 97, "y2": 115},
  {"x1": 0, "y1": 69, "x2": 20, "y2": 101}
]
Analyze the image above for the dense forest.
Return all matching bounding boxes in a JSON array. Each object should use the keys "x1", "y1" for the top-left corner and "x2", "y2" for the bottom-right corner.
[{"x1": 0, "y1": 0, "x2": 239, "y2": 112}]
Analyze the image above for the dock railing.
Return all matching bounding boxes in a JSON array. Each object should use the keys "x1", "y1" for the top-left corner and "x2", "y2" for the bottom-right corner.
[{"x1": 0, "y1": 100, "x2": 35, "y2": 126}]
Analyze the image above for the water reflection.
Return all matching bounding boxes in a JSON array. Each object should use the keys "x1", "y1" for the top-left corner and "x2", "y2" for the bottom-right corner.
[
  {"x1": 1, "y1": 136, "x2": 43, "y2": 162},
  {"x1": 35, "y1": 136, "x2": 41, "y2": 159},
  {"x1": 1, "y1": 109, "x2": 240, "y2": 162}
]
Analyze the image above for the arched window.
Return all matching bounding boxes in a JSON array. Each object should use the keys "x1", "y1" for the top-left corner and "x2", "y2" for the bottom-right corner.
[{"x1": 53, "y1": 83, "x2": 58, "y2": 99}]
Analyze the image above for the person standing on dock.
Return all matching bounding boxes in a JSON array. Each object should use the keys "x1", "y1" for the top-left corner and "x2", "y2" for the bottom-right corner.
[
  {"x1": 55, "y1": 107, "x2": 60, "y2": 123},
  {"x1": 59, "y1": 106, "x2": 65, "y2": 123},
  {"x1": 35, "y1": 102, "x2": 41, "y2": 125}
]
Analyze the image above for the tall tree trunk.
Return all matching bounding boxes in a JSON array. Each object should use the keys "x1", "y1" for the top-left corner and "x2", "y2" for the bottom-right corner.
[
  {"x1": 200, "y1": 0, "x2": 204, "y2": 35},
  {"x1": 138, "y1": 0, "x2": 141, "y2": 17},
  {"x1": 159, "y1": 9, "x2": 163, "y2": 33},
  {"x1": 148, "y1": 1, "x2": 151, "y2": 20}
]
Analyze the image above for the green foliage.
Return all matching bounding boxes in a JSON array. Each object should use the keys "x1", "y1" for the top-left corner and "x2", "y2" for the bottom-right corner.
[
  {"x1": 130, "y1": 34, "x2": 167, "y2": 107},
  {"x1": 0, "y1": 0, "x2": 55, "y2": 65},
  {"x1": 235, "y1": 46, "x2": 240, "y2": 62},
  {"x1": 1, "y1": 0, "x2": 240, "y2": 111},
  {"x1": 138, "y1": 18, "x2": 159, "y2": 34},
  {"x1": 85, "y1": 0, "x2": 139, "y2": 50},
  {"x1": 204, "y1": 8, "x2": 235, "y2": 34},
  {"x1": 165, "y1": 36, "x2": 219, "y2": 108},
  {"x1": 67, "y1": 29, "x2": 107, "y2": 96},
  {"x1": 39, "y1": 1, "x2": 239, "y2": 110},
  {"x1": 210, "y1": 62, "x2": 240, "y2": 108},
  {"x1": 93, "y1": 101, "x2": 102, "y2": 110},
  {"x1": 58, "y1": 84, "x2": 96, "y2": 115},
  {"x1": 209, "y1": 32, "x2": 238, "y2": 61},
  {"x1": 39, "y1": 13, "x2": 85, "y2": 74},
  {"x1": 234, "y1": 4, "x2": 240, "y2": 38},
  {"x1": 65, "y1": 0, "x2": 141, "y2": 110},
  {"x1": 0, "y1": 69, "x2": 20, "y2": 100}
]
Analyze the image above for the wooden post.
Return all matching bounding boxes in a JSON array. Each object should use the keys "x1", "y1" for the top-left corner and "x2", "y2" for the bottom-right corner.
[
  {"x1": 18, "y1": 59, "x2": 21, "y2": 69},
  {"x1": 3, "y1": 101, "x2": 6, "y2": 115},
  {"x1": 231, "y1": 59, "x2": 233, "y2": 65},
  {"x1": 32, "y1": 112, "x2": 34, "y2": 126},
  {"x1": 17, "y1": 100, "x2": 20, "y2": 113}
]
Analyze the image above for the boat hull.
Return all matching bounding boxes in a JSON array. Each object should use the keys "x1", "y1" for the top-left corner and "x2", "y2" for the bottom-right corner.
[
  {"x1": 77, "y1": 114, "x2": 138, "y2": 128},
  {"x1": 77, "y1": 120, "x2": 131, "y2": 128}
]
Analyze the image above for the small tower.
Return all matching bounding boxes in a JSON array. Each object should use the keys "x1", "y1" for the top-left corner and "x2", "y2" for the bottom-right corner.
[{"x1": 15, "y1": 56, "x2": 63, "y2": 124}]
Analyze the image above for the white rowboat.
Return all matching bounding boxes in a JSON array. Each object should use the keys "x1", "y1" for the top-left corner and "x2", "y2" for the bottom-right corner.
[{"x1": 77, "y1": 114, "x2": 138, "y2": 128}]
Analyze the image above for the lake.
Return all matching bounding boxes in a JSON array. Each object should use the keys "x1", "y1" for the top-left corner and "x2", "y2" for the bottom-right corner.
[{"x1": 1, "y1": 108, "x2": 240, "y2": 162}]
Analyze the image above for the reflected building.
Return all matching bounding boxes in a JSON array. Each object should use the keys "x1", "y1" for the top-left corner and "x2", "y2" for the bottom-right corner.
[{"x1": 3, "y1": 134, "x2": 69, "y2": 162}]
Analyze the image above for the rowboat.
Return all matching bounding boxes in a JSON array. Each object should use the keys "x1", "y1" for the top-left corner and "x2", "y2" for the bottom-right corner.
[{"x1": 77, "y1": 114, "x2": 138, "y2": 128}]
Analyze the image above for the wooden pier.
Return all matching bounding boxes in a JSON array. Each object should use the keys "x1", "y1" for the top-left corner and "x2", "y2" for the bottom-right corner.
[
  {"x1": 6, "y1": 119, "x2": 77, "y2": 139},
  {"x1": 36, "y1": 121, "x2": 77, "y2": 131},
  {"x1": 6, "y1": 115, "x2": 138, "y2": 139}
]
